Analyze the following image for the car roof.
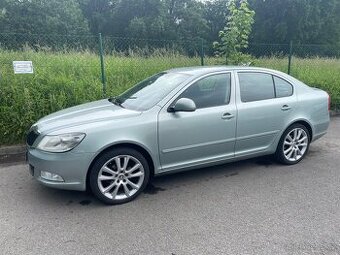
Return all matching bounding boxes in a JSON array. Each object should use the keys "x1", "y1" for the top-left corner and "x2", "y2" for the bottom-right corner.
[{"x1": 166, "y1": 66, "x2": 286, "y2": 77}]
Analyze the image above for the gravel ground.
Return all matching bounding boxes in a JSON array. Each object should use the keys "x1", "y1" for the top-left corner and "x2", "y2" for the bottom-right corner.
[{"x1": 0, "y1": 117, "x2": 339, "y2": 255}]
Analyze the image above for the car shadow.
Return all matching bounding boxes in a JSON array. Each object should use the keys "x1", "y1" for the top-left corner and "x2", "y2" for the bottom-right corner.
[{"x1": 31, "y1": 155, "x2": 277, "y2": 207}]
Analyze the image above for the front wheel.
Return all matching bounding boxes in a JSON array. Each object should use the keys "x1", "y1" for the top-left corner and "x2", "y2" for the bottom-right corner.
[
  {"x1": 275, "y1": 124, "x2": 310, "y2": 165},
  {"x1": 90, "y1": 148, "x2": 150, "y2": 205}
]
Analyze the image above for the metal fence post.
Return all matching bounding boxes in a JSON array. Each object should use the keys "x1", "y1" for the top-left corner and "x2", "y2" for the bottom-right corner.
[
  {"x1": 200, "y1": 38, "x2": 205, "y2": 66},
  {"x1": 288, "y1": 40, "x2": 293, "y2": 75},
  {"x1": 98, "y1": 33, "x2": 106, "y2": 97}
]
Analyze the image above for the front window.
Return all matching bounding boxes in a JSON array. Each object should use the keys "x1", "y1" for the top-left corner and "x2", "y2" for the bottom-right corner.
[
  {"x1": 180, "y1": 73, "x2": 231, "y2": 109},
  {"x1": 113, "y1": 72, "x2": 191, "y2": 111}
]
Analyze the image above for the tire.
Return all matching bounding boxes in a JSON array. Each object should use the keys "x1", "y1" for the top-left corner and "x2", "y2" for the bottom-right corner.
[
  {"x1": 275, "y1": 123, "x2": 311, "y2": 165},
  {"x1": 90, "y1": 147, "x2": 150, "y2": 205}
]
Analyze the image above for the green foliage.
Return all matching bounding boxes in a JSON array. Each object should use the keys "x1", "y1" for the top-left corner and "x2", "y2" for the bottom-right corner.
[
  {"x1": 204, "y1": 0, "x2": 229, "y2": 44},
  {"x1": 1, "y1": 0, "x2": 340, "y2": 48},
  {"x1": 128, "y1": 17, "x2": 147, "y2": 38},
  {"x1": 248, "y1": 0, "x2": 340, "y2": 46},
  {"x1": 1, "y1": 49, "x2": 340, "y2": 145},
  {"x1": 0, "y1": 0, "x2": 89, "y2": 34},
  {"x1": 0, "y1": 0, "x2": 340, "y2": 147},
  {"x1": 213, "y1": 0, "x2": 255, "y2": 64},
  {"x1": 228, "y1": 52, "x2": 254, "y2": 65},
  {"x1": 0, "y1": 49, "x2": 201, "y2": 145},
  {"x1": 77, "y1": 0, "x2": 340, "y2": 47},
  {"x1": 254, "y1": 56, "x2": 340, "y2": 110},
  {"x1": 78, "y1": 0, "x2": 114, "y2": 35}
]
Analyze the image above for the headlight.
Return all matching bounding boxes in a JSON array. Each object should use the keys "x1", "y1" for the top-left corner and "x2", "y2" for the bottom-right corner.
[{"x1": 36, "y1": 133, "x2": 86, "y2": 152}]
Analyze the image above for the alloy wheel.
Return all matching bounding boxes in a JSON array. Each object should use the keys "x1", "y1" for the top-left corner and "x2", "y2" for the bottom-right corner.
[
  {"x1": 97, "y1": 155, "x2": 145, "y2": 201},
  {"x1": 283, "y1": 128, "x2": 309, "y2": 162}
]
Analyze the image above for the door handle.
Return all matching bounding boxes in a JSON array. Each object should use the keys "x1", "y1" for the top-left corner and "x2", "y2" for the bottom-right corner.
[
  {"x1": 221, "y1": 112, "x2": 234, "y2": 120},
  {"x1": 281, "y1": 105, "x2": 291, "y2": 111}
]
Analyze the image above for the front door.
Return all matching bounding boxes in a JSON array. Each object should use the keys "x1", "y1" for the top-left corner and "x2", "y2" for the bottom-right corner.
[{"x1": 158, "y1": 72, "x2": 237, "y2": 172}]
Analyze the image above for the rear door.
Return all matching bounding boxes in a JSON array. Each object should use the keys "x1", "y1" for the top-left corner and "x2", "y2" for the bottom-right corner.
[{"x1": 235, "y1": 71, "x2": 297, "y2": 157}]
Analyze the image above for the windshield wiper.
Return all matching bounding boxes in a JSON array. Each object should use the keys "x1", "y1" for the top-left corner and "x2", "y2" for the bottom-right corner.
[{"x1": 109, "y1": 97, "x2": 125, "y2": 108}]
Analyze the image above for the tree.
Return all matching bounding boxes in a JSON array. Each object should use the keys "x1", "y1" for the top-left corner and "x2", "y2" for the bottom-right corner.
[
  {"x1": 213, "y1": 0, "x2": 255, "y2": 63},
  {"x1": 0, "y1": 0, "x2": 89, "y2": 34},
  {"x1": 78, "y1": 0, "x2": 116, "y2": 35},
  {"x1": 204, "y1": 0, "x2": 229, "y2": 45},
  {"x1": 127, "y1": 17, "x2": 147, "y2": 38},
  {"x1": 248, "y1": 0, "x2": 340, "y2": 45},
  {"x1": 174, "y1": 0, "x2": 209, "y2": 41},
  {"x1": 110, "y1": 0, "x2": 164, "y2": 38}
]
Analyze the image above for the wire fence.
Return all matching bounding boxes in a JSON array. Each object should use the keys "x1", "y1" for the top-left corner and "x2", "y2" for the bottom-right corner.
[{"x1": 1, "y1": 32, "x2": 339, "y2": 144}]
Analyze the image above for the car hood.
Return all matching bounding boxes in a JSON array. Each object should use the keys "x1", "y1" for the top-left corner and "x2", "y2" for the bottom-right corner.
[{"x1": 35, "y1": 99, "x2": 141, "y2": 133}]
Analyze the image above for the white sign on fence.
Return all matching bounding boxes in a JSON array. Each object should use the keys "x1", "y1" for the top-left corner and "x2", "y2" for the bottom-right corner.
[{"x1": 13, "y1": 61, "x2": 34, "y2": 74}]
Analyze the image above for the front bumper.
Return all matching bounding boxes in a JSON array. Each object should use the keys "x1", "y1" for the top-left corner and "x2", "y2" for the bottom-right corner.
[{"x1": 27, "y1": 148, "x2": 95, "y2": 191}]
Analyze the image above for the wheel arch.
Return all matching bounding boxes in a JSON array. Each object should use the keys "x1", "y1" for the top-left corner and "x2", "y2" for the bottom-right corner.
[
  {"x1": 86, "y1": 142, "x2": 155, "y2": 191},
  {"x1": 285, "y1": 119, "x2": 313, "y2": 141},
  {"x1": 275, "y1": 119, "x2": 313, "y2": 164}
]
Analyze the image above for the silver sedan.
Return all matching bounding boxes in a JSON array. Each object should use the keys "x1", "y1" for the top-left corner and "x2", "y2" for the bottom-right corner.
[{"x1": 27, "y1": 67, "x2": 330, "y2": 204}]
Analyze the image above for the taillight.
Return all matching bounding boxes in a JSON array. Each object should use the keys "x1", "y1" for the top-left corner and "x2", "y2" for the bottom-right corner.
[{"x1": 328, "y1": 93, "x2": 331, "y2": 111}]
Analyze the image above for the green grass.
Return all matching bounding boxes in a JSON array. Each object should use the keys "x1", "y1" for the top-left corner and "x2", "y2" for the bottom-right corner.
[
  {"x1": 255, "y1": 57, "x2": 340, "y2": 104},
  {"x1": 0, "y1": 50, "x2": 339, "y2": 145}
]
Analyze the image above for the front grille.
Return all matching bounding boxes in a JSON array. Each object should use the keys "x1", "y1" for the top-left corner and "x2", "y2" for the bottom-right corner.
[{"x1": 26, "y1": 129, "x2": 39, "y2": 146}]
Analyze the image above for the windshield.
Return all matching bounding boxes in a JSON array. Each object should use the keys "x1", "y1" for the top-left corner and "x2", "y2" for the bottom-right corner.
[{"x1": 113, "y1": 72, "x2": 191, "y2": 111}]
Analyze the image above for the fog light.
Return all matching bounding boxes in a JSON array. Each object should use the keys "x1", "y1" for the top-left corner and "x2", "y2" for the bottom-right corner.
[{"x1": 40, "y1": 171, "x2": 64, "y2": 182}]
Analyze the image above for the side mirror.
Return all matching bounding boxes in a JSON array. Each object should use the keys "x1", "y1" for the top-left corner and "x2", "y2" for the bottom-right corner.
[{"x1": 169, "y1": 98, "x2": 196, "y2": 112}]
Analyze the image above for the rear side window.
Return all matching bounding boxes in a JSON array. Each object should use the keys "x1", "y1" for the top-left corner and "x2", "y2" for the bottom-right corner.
[
  {"x1": 238, "y1": 73, "x2": 275, "y2": 102},
  {"x1": 274, "y1": 76, "x2": 293, "y2": 98}
]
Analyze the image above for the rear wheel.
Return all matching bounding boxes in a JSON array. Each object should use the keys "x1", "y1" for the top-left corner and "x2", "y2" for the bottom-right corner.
[
  {"x1": 90, "y1": 148, "x2": 150, "y2": 205},
  {"x1": 276, "y1": 124, "x2": 310, "y2": 165}
]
